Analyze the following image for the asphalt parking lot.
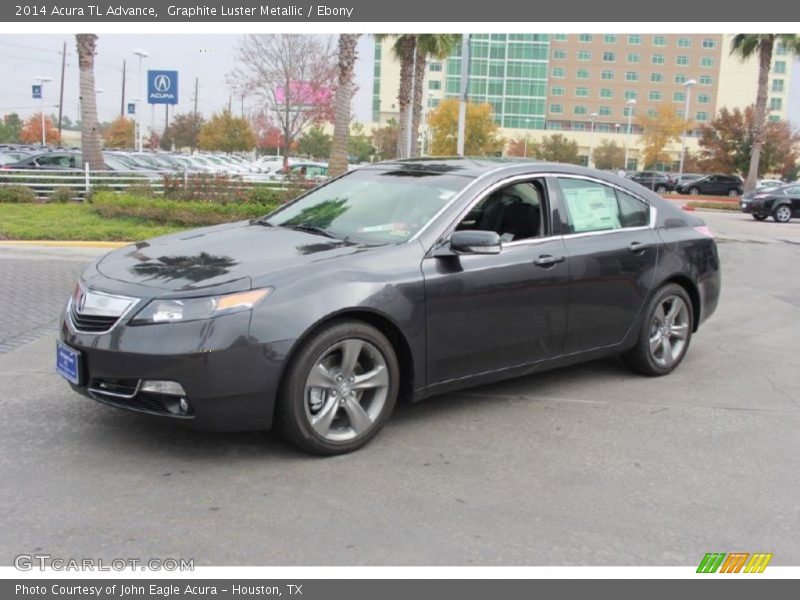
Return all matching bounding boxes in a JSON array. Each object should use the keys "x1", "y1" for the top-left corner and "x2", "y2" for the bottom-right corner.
[{"x1": 1, "y1": 210, "x2": 799, "y2": 566}]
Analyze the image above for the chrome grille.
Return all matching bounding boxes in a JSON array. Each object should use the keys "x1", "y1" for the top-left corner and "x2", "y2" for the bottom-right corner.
[{"x1": 67, "y1": 286, "x2": 138, "y2": 334}]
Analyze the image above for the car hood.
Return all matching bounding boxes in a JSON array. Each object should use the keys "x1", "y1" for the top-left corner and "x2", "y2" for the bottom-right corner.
[{"x1": 95, "y1": 220, "x2": 372, "y2": 293}]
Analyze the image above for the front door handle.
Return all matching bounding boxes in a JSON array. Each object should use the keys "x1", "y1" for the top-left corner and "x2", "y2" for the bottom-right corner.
[
  {"x1": 628, "y1": 241, "x2": 651, "y2": 253},
  {"x1": 534, "y1": 254, "x2": 566, "y2": 267}
]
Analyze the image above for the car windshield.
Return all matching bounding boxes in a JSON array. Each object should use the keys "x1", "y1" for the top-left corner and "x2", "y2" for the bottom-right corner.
[{"x1": 264, "y1": 168, "x2": 471, "y2": 245}]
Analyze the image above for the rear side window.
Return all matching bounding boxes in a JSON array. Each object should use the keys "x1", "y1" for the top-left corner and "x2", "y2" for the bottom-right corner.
[{"x1": 557, "y1": 178, "x2": 649, "y2": 233}]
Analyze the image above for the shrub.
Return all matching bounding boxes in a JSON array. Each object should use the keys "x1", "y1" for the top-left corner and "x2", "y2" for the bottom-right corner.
[
  {"x1": 49, "y1": 188, "x2": 74, "y2": 203},
  {"x1": 89, "y1": 191, "x2": 280, "y2": 227},
  {"x1": 0, "y1": 185, "x2": 37, "y2": 203}
]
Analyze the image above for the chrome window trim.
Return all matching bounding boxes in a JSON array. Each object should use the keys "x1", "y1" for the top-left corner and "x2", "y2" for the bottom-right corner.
[
  {"x1": 431, "y1": 173, "x2": 560, "y2": 250},
  {"x1": 552, "y1": 173, "x2": 658, "y2": 231},
  {"x1": 66, "y1": 283, "x2": 141, "y2": 336}
]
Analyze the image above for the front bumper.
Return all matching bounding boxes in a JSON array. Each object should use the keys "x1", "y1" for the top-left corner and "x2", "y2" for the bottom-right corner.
[{"x1": 59, "y1": 311, "x2": 295, "y2": 432}]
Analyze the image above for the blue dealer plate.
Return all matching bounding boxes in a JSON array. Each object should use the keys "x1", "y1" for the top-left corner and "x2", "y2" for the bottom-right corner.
[{"x1": 56, "y1": 341, "x2": 82, "y2": 385}]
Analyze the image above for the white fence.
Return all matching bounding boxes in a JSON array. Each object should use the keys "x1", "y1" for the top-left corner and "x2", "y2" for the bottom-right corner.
[{"x1": 0, "y1": 166, "x2": 291, "y2": 200}]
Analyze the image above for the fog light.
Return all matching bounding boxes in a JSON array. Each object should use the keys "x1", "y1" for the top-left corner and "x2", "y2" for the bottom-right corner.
[
  {"x1": 140, "y1": 380, "x2": 186, "y2": 396},
  {"x1": 179, "y1": 398, "x2": 189, "y2": 413}
]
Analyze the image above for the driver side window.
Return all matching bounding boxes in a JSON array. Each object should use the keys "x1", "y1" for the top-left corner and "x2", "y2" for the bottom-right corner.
[{"x1": 456, "y1": 180, "x2": 545, "y2": 242}]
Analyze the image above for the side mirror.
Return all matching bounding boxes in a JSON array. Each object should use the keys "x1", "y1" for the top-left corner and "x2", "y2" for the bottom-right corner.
[{"x1": 449, "y1": 230, "x2": 502, "y2": 255}]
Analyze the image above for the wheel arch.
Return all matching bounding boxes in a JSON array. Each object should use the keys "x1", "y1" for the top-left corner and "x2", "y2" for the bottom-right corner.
[
  {"x1": 659, "y1": 274, "x2": 701, "y2": 332},
  {"x1": 274, "y1": 308, "x2": 416, "y2": 425}
]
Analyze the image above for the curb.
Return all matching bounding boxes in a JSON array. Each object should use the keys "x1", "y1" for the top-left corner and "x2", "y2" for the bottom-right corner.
[{"x1": 0, "y1": 240, "x2": 129, "y2": 249}]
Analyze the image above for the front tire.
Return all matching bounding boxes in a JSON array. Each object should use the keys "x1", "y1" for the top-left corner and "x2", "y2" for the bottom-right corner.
[
  {"x1": 689, "y1": 187, "x2": 700, "y2": 196},
  {"x1": 773, "y1": 205, "x2": 792, "y2": 223},
  {"x1": 622, "y1": 284, "x2": 693, "y2": 376},
  {"x1": 275, "y1": 320, "x2": 400, "y2": 455}
]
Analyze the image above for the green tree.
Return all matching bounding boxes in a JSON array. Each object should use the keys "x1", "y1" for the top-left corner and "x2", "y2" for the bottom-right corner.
[
  {"x1": 198, "y1": 110, "x2": 257, "y2": 152},
  {"x1": 428, "y1": 99, "x2": 503, "y2": 156},
  {"x1": 409, "y1": 35, "x2": 461, "y2": 158},
  {"x1": 0, "y1": 112, "x2": 23, "y2": 143},
  {"x1": 730, "y1": 34, "x2": 800, "y2": 191},
  {"x1": 348, "y1": 122, "x2": 374, "y2": 163},
  {"x1": 529, "y1": 134, "x2": 581, "y2": 164},
  {"x1": 637, "y1": 104, "x2": 690, "y2": 169},
  {"x1": 591, "y1": 139, "x2": 626, "y2": 170},
  {"x1": 329, "y1": 34, "x2": 360, "y2": 177},
  {"x1": 297, "y1": 125, "x2": 332, "y2": 160}
]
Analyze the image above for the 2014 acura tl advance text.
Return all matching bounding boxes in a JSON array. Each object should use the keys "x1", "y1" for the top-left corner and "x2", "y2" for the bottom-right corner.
[{"x1": 57, "y1": 159, "x2": 720, "y2": 454}]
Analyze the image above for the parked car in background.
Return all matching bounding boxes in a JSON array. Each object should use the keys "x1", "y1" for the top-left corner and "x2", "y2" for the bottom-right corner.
[
  {"x1": 673, "y1": 173, "x2": 703, "y2": 187},
  {"x1": 628, "y1": 171, "x2": 675, "y2": 193},
  {"x1": 756, "y1": 178, "x2": 784, "y2": 190},
  {"x1": 740, "y1": 184, "x2": 800, "y2": 222},
  {"x1": 675, "y1": 174, "x2": 743, "y2": 197},
  {"x1": 57, "y1": 159, "x2": 720, "y2": 455}
]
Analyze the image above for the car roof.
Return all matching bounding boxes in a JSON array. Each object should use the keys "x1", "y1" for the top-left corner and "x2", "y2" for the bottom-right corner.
[{"x1": 358, "y1": 157, "x2": 638, "y2": 181}]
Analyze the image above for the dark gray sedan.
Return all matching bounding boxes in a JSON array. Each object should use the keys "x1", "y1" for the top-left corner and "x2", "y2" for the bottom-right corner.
[{"x1": 58, "y1": 159, "x2": 721, "y2": 454}]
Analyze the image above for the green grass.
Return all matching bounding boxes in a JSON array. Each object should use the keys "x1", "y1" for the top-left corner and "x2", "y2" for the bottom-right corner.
[
  {"x1": 686, "y1": 201, "x2": 741, "y2": 211},
  {"x1": 0, "y1": 203, "x2": 185, "y2": 241}
]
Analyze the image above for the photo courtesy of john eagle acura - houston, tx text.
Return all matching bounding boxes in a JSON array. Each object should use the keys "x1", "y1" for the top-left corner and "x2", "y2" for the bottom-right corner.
[{"x1": 56, "y1": 159, "x2": 720, "y2": 455}]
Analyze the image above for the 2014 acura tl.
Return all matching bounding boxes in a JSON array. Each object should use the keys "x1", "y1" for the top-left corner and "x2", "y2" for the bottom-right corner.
[{"x1": 58, "y1": 159, "x2": 720, "y2": 454}]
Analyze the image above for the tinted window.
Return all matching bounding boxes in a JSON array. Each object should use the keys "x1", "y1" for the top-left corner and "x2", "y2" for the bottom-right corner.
[
  {"x1": 557, "y1": 178, "x2": 649, "y2": 233},
  {"x1": 456, "y1": 180, "x2": 546, "y2": 242},
  {"x1": 784, "y1": 186, "x2": 800, "y2": 195}
]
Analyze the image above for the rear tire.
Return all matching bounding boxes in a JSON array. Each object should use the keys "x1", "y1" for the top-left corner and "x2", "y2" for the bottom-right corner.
[
  {"x1": 728, "y1": 188, "x2": 741, "y2": 197},
  {"x1": 656, "y1": 185, "x2": 667, "y2": 193},
  {"x1": 621, "y1": 284, "x2": 694, "y2": 376},
  {"x1": 275, "y1": 320, "x2": 399, "y2": 455},
  {"x1": 773, "y1": 205, "x2": 792, "y2": 223}
]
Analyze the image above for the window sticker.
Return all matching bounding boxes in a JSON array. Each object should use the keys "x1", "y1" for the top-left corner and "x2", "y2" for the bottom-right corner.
[{"x1": 562, "y1": 186, "x2": 621, "y2": 232}]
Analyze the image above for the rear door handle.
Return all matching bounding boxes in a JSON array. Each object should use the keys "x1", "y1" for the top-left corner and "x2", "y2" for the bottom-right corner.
[
  {"x1": 628, "y1": 241, "x2": 651, "y2": 253},
  {"x1": 534, "y1": 254, "x2": 566, "y2": 267}
]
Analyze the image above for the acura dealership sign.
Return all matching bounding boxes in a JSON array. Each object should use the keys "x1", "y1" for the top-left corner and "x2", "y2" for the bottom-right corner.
[{"x1": 147, "y1": 70, "x2": 178, "y2": 104}]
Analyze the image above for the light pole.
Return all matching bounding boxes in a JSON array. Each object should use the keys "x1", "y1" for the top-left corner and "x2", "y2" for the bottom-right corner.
[
  {"x1": 678, "y1": 78, "x2": 698, "y2": 183},
  {"x1": 523, "y1": 118, "x2": 531, "y2": 158},
  {"x1": 133, "y1": 48, "x2": 148, "y2": 152},
  {"x1": 623, "y1": 98, "x2": 636, "y2": 171},
  {"x1": 34, "y1": 76, "x2": 53, "y2": 147},
  {"x1": 588, "y1": 112, "x2": 598, "y2": 168}
]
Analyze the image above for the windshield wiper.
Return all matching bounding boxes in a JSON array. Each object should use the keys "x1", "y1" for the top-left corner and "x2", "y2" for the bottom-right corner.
[{"x1": 283, "y1": 224, "x2": 341, "y2": 240}]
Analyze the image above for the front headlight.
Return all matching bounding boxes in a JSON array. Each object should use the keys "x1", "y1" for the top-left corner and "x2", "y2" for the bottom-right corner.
[{"x1": 129, "y1": 288, "x2": 272, "y2": 325}]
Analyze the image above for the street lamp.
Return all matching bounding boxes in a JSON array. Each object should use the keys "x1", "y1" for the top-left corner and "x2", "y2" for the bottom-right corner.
[
  {"x1": 133, "y1": 48, "x2": 148, "y2": 152},
  {"x1": 34, "y1": 76, "x2": 53, "y2": 147},
  {"x1": 678, "y1": 78, "x2": 698, "y2": 184},
  {"x1": 588, "y1": 112, "x2": 598, "y2": 168},
  {"x1": 623, "y1": 98, "x2": 636, "y2": 171}
]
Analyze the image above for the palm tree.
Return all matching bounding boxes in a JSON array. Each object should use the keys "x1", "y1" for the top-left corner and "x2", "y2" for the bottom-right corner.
[
  {"x1": 75, "y1": 34, "x2": 104, "y2": 170},
  {"x1": 372, "y1": 35, "x2": 417, "y2": 159},
  {"x1": 410, "y1": 35, "x2": 461, "y2": 158},
  {"x1": 730, "y1": 34, "x2": 800, "y2": 192},
  {"x1": 328, "y1": 34, "x2": 360, "y2": 177}
]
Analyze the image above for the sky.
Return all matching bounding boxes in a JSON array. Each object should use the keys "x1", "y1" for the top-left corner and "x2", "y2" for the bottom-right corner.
[{"x1": 0, "y1": 34, "x2": 375, "y2": 128}]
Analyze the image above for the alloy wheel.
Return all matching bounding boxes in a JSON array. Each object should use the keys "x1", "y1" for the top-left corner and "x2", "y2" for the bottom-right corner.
[
  {"x1": 648, "y1": 295, "x2": 690, "y2": 368},
  {"x1": 303, "y1": 339, "x2": 390, "y2": 442},
  {"x1": 775, "y1": 205, "x2": 792, "y2": 223}
]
